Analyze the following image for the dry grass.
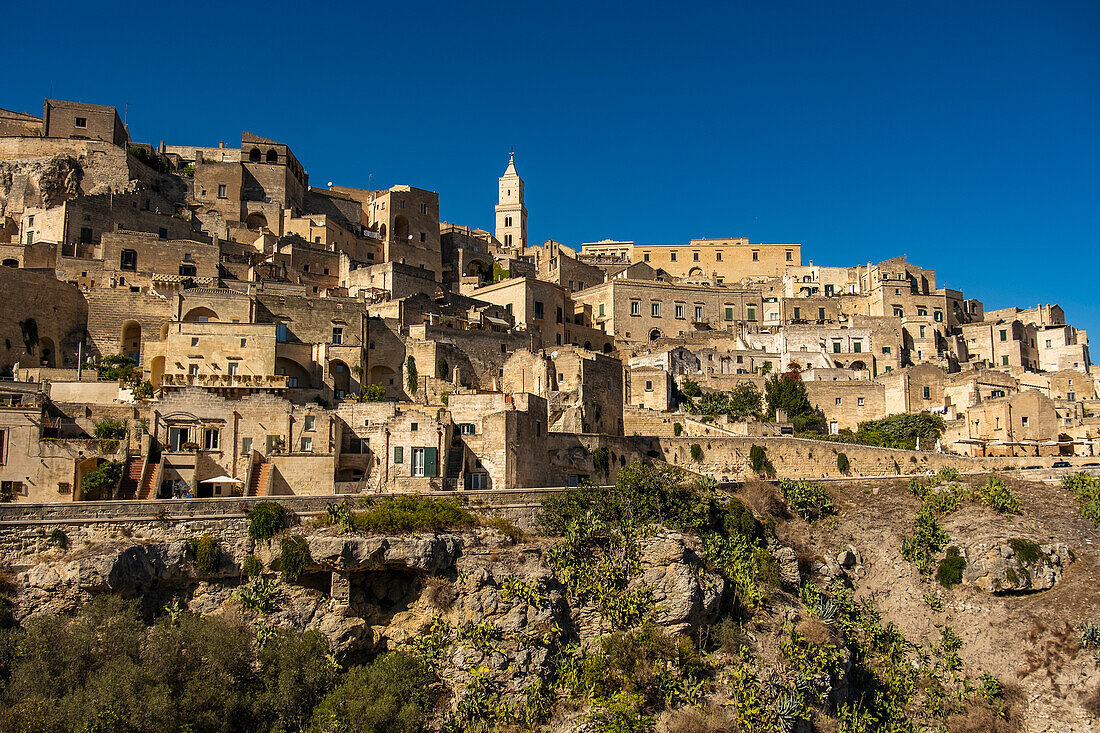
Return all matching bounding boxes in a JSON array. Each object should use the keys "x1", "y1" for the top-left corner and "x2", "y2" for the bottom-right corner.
[
  {"x1": 660, "y1": 700, "x2": 739, "y2": 732},
  {"x1": 737, "y1": 478, "x2": 790, "y2": 522},
  {"x1": 420, "y1": 575, "x2": 457, "y2": 611},
  {"x1": 795, "y1": 617, "x2": 834, "y2": 647}
]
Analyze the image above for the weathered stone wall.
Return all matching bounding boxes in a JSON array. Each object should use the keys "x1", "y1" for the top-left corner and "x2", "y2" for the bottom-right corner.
[{"x1": 0, "y1": 266, "x2": 88, "y2": 372}]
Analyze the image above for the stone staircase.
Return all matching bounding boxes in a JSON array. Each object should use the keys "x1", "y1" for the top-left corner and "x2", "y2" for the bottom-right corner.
[
  {"x1": 445, "y1": 447, "x2": 464, "y2": 480},
  {"x1": 116, "y1": 458, "x2": 143, "y2": 499},
  {"x1": 247, "y1": 459, "x2": 271, "y2": 497},
  {"x1": 138, "y1": 462, "x2": 160, "y2": 500}
]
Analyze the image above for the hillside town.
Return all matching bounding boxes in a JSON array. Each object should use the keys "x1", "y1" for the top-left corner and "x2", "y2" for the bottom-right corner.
[{"x1": 0, "y1": 98, "x2": 1095, "y2": 504}]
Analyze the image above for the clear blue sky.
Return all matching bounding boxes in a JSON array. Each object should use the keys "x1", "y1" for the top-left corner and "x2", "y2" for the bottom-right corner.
[{"x1": 5, "y1": 1, "x2": 1098, "y2": 335}]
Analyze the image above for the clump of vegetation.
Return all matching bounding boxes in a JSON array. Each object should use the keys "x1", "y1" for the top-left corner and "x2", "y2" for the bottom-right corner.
[
  {"x1": 357, "y1": 383, "x2": 387, "y2": 402},
  {"x1": 764, "y1": 367, "x2": 823, "y2": 432},
  {"x1": 191, "y1": 533, "x2": 221, "y2": 574},
  {"x1": 242, "y1": 553, "x2": 263, "y2": 578},
  {"x1": 97, "y1": 354, "x2": 139, "y2": 385},
  {"x1": 591, "y1": 446, "x2": 611, "y2": 475},
  {"x1": 937, "y1": 466, "x2": 961, "y2": 482},
  {"x1": 978, "y1": 477, "x2": 1021, "y2": 513},
  {"x1": 749, "y1": 444, "x2": 774, "y2": 476},
  {"x1": 80, "y1": 460, "x2": 122, "y2": 500},
  {"x1": 777, "y1": 479, "x2": 835, "y2": 523},
  {"x1": 690, "y1": 443, "x2": 703, "y2": 461},
  {"x1": 673, "y1": 422, "x2": 683, "y2": 437},
  {"x1": 47, "y1": 528, "x2": 68, "y2": 550},
  {"x1": 406, "y1": 356, "x2": 418, "y2": 393},
  {"x1": 836, "y1": 452, "x2": 849, "y2": 474},
  {"x1": 352, "y1": 495, "x2": 476, "y2": 534},
  {"x1": 901, "y1": 505, "x2": 950, "y2": 578},
  {"x1": 539, "y1": 464, "x2": 777, "y2": 624},
  {"x1": 134, "y1": 380, "x2": 155, "y2": 399},
  {"x1": 936, "y1": 546, "x2": 966, "y2": 588},
  {"x1": 1063, "y1": 472, "x2": 1100, "y2": 525},
  {"x1": 92, "y1": 417, "x2": 128, "y2": 452},
  {"x1": 248, "y1": 501, "x2": 287, "y2": 541},
  {"x1": 686, "y1": 382, "x2": 762, "y2": 421},
  {"x1": 680, "y1": 379, "x2": 702, "y2": 399},
  {"x1": 237, "y1": 575, "x2": 280, "y2": 614},
  {"x1": 1078, "y1": 622, "x2": 1100, "y2": 649},
  {"x1": 1008, "y1": 537, "x2": 1044, "y2": 565},
  {"x1": 824, "y1": 411, "x2": 946, "y2": 449},
  {"x1": 480, "y1": 514, "x2": 524, "y2": 543},
  {"x1": 279, "y1": 535, "x2": 311, "y2": 581}
]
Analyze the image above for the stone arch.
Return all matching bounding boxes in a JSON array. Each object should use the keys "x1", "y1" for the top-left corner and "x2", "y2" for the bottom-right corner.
[
  {"x1": 149, "y1": 355, "x2": 165, "y2": 387},
  {"x1": 583, "y1": 341, "x2": 592, "y2": 350},
  {"x1": 369, "y1": 364, "x2": 397, "y2": 394},
  {"x1": 463, "y1": 258, "x2": 490, "y2": 279},
  {"x1": 329, "y1": 359, "x2": 351, "y2": 398},
  {"x1": 379, "y1": 223, "x2": 387, "y2": 239},
  {"x1": 602, "y1": 343, "x2": 613, "y2": 353},
  {"x1": 121, "y1": 320, "x2": 141, "y2": 363},
  {"x1": 266, "y1": 149, "x2": 278, "y2": 163},
  {"x1": 182, "y1": 306, "x2": 219, "y2": 322},
  {"x1": 246, "y1": 212, "x2": 268, "y2": 230},
  {"x1": 2, "y1": 258, "x2": 18, "y2": 268},
  {"x1": 37, "y1": 336, "x2": 56, "y2": 368},
  {"x1": 649, "y1": 329, "x2": 662, "y2": 342},
  {"x1": 276, "y1": 356, "x2": 312, "y2": 389},
  {"x1": 75, "y1": 456, "x2": 108, "y2": 501},
  {"x1": 249, "y1": 147, "x2": 261, "y2": 162},
  {"x1": 394, "y1": 215, "x2": 410, "y2": 240},
  {"x1": 687, "y1": 266, "x2": 704, "y2": 277},
  {"x1": 849, "y1": 360, "x2": 866, "y2": 371}
]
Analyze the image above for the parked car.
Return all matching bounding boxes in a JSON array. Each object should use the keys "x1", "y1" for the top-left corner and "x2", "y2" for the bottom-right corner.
[
  {"x1": 1083, "y1": 462, "x2": 1100, "y2": 467},
  {"x1": 1052, "y1": 460, "x2": 1072, "y2": 468}
]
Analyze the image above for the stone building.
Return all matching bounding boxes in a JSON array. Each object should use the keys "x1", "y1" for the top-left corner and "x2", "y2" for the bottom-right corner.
[
  {"x1": 42, "y1": 99, "x2": 129, "y2": 147},
  {"x1": 580, "y1": 237, "x2": 801, "y2": 282}
]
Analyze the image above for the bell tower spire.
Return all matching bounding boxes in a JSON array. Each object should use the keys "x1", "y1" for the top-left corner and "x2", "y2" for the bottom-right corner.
[{"x1": 495, "y1": 151, "x2": 526, "y2": 250}]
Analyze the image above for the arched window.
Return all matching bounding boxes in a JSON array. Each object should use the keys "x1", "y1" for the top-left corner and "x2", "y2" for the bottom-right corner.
[
  {"x1": 266, "y1": 149, "x2": 278, "y2": 163},
  {"x1": 248, "y1": 148, "x2": 261, "y2": 162}
]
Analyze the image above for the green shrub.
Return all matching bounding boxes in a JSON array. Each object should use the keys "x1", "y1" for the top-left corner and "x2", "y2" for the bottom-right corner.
[
  {"x1": 749, "y1": 444, "x2": 766, "y2": 473},
  {"x1": 592, "y1": 446, "x2": 611, "y2": 474},
  {"x1": 406, "y1": 356, "x2": 418, "y2": 393},
  {"x1": 837, "y1": 452, "x2": 850, "y2": 474},
  {"x1": 279, "y1": 535, "x2": 310, "y2": 581},
  {"x1": 358, "y1": 383, "x2": 386, "y2": 402},
  {"x1": 936, "y1": 546, "x2": 966, "y2": 588},
  {"x1": 243, "y1": 554, "x2": 263, "y2": 578},
  {"x1": 309, "y1": 651, "x2": 437, "y2": 733},
  {"x1": 48, "y1": 528, "x2": 68, "y2": 550},
  {"x1": 481, "y1": 515, "x2": 524, "y2": 543},
  {"x1": 777, "y1": 479, "x2": 836, "y2": 523},
  {"x1": 901, "y1": 505, "x2": 950, "y2": 578},
  {"x1": 673, "y1": 422, "x2": 683, "y2": 437},
  {"x1": 352, "y1": 495, "x2": 476, "y2": 534},
  {"x1": 937, "y1": 466, "x2": 961, "y2": 482},
  {"x1": 436, "y1": 358, "x2": 449, "y2": 379},
  {"x1": 978, "y1": 478, "x2": 1021, "y2": 513},
  {"x1": 249, "y1": 501, "x2": 287, "y2": 541},
  {"x1": 192, "y1": 533, "x2": 220, "y2": 573},
  {"x1": 96, "y1": 354, "x2": 139, "y2": 384},
  {"x1": 134, "y1": 380, "x2": 154, "y2": 399},
  {"x1": 690, "y1": 443, "x2": 703, "y2": 461},
  {"x1": 1079, "y1": 622, "x2": 1100, "y2": 649},
  {"x1": 681, "y1": 379, "x2": 702, "y2": 398},
  {"x1": 80, "y1": 460, "x2": 122, "y2": 500},
  {"x1": 1063, "y1": 472, "x2": 1100, "y2": 525}
]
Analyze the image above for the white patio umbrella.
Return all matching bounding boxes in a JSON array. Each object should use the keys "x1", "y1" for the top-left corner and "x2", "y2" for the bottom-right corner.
[{"x1": 200, "y1": 475, "x2": 243, "y2": 484}]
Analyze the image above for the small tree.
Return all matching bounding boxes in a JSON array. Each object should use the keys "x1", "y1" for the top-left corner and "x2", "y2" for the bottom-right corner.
[
  {"x1": 80, "y1": 461, "x2": 122, "y2": 500},
  {"x1": 690, "y1": 443, "x2": 703, "y2": 462},
  {"x1": 280, "y1": 535, "x2": 311, "y2": 581},
  {"x1": 681, "y1": 379, "x2": 702, "y2": 398},
  {"x1": 192, "y1": 534, "x2": 221, "y2": 573},
  {"x1": 358, "y1": 383, "x2": 386, "y2": 402},
  {"x1": 406, "y1": 356, "x2": 418, "y2": 393},
  {"x1": 249, "y1": 501, "x2": 287, "y2": 541},
  {"x1": 837, "y1": 453, "x2": 850, "y2": 474}
]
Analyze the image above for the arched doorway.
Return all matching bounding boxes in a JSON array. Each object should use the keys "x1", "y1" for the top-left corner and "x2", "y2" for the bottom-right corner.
[
  {"x1": 369, "y1": 365, "x2": 397, "y2": 396},
  {"x1": 246, "y1": 212, "x2": 268, "y2": 230},
  {"x1": 265, "y1": 149, "x2": 278, "y2": 163},
  {"x1": 649, "y1": 329, "x2": 662, "y2": 342},
  {"x1": 149, "y1": 356, "x2": 165, "y2": 389},
  {"x1": 121, "y1": 320, "x2": 141, "y2": 364},
  {"x1": 37, "y1": 337, "x2": 56, "y2": 368},
  {"x1": 276, "y1": 357, "x2": 312, "y2": 389},
  {"x1": 1, "y1": 258, "x2": 17, "y2": 268},
  {"x1": 602, "y1": 343, "x2": 613, "y2": 353},
  {"x1": 248, "y1": 147, "x2": 261, "y2": 162},
  {"x1": 394, "y1": 215, "x2": 410, "y2": 240},
  {"x1": 583, "y1": 341, "x2": 592, "y2": 350},
  {"x1": 329, "y1": 360, "x2": 351, "y2": 398},
  {"x1": 182, "y1": 307, "x2": 219, "y2": 322}
]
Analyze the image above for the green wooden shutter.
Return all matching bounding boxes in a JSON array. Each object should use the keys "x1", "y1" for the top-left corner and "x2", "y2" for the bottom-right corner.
[
  {"x1": 424, "y1": 447, "x2": 438, "y2": 477},
  {"x1": 393, "y1": 446, "x2": 403, "y2": 463}
]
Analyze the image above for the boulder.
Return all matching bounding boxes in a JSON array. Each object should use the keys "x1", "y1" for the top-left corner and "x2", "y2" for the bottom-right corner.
[
  {"x1": 963, "y1": 541, "x2": 1071, "y2": 594},
  {"x1": 635, "y1": 531, "x2": 724, "y2": 634},
  {"x1": 306, "y1": 534, "x2": 461, "y2": 573}
]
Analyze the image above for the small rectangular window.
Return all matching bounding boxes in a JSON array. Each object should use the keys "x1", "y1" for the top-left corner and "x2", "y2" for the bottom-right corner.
[
  {"x1": 695, "y1": 305, "x2": 704, "y2": 321},
  {"x1": 752, "y1": 250, "x2": 759, "y2": 261},
  {"x1": 725, "y1": 307, "x2": 734, "y2": 321},
  {"x1": 179, "y1": 264, "x2": 197, "y2": 277},
  {"x1": 204, "y1": 428, "x2": 220, "y2": 451},
  {"x1": 786, "y1": 250, "x2": 793, "y2": 261},
  {"x1": 304, "y1": 415, "x2": 316, "y2": 431},
  {"x1": 227, "y1": 362, "x2": 238, "y2": 376},
  {"x1": 922, "y1": 386, "x2": 931, "y2": 399},
  {"x1": 651, "y1": 302, "x2": 660, "y2": 317},
  {"x1": 393, "y1": 446, "x2": 403, "y2": 463},
  {"x1": 631, "y1": 301, "x2": 640, "y2": 316},
  {"x1": 675, "y1": 304, "x2": 684, "y2": 319},
  {"x1": 217, "y1": 184, "x2": 227, "y2": 198},
  {"x1": 836, "y1": 397, "x2": 842, "y2": 405},
  {"x1": 74, "y1": 117, "x2": 87, "y2": 128},
  {"x1": 331, "y1": 327, "x2": 343, "y2": 345}
]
